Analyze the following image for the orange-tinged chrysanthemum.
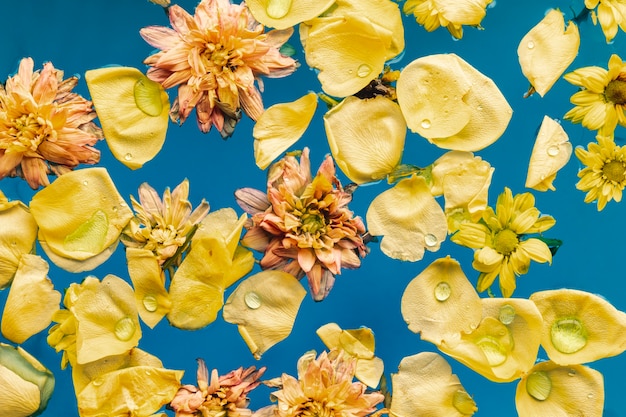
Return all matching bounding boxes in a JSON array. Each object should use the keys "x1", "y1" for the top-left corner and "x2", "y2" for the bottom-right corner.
[
  {"x1": 140, "y1": 0, "x2": 298, "y2": 137},
  {"x1": 0, "y1": 58, "x2": 102, "y2": 189},
  {"x1": 235, "y1": 148, "x2": 368, "y2": 301}
]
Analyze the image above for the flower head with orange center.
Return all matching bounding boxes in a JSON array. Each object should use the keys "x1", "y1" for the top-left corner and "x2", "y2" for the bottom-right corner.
[
  {"x1": 564, "y1": 54, "x2": 626, "y2": 138},
  {"x1": 140, "y1": 0, "x2": 298, "y2": 137},
  {"x1": 451, "y1": 187, "x2": 556, "y2": 297},
  {"x1": 0, "y1": 57, "x2": 102, "y2": 188},
  {"x1": 258, "y1": 350, "x2": 384, "y2": 417},
  {"x1": 235, "y1": 148, "x2": 368, "y2": 301},
  {"x1": 575, "y1": 135, "x2": 626, "y2": 210},
  {"x1": 169, "y1": 359, "x2": 265, "y2": 417}
]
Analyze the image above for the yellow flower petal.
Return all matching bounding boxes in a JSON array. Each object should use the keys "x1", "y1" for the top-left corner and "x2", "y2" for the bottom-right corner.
[
  {"x1": 397, "y1": 54, "x2": 512, "y2": 151},
  {"x1": 401, "y1": 256, "x2": 482, "y2": 345},
  {"x1": 254, "y1": 92, "x2": 318, "y2": 169},
  {"x1": 530, "y1": 289, "x2": 626, "y2": 365},
  {"x1": 29, "y1": 167, "x2": 133, "y2": 272},
  {"x1": 85, "y1": 67, "x2": 170, "y2": 169},
  {"x1": 0, "y1": 198, "x2": 37, "y2": 289},
  {"x1": 324, "y1": 96, "x2": 405, "y2": 184},
  {"x1": 515, "y1": 362, "x2": 603, "y2": 417},
  {"x1": 1, "y1": 254, "x2": 61, "y2": 344},
  {"x1": 389, "y1": 352, "x2": 477, "y2": 417},
  {"x1": 366, "y1": 175, "x2": 447, "y2": 261},
  {"x1": 518, "y1": 9, "x2": 580, "y2": 97},
  {"x1": 246, "y1": 0, "x2": 335, "y2": 29},
  {"x1": 223, "y1": 270, "x2": 307, "y2": 359},
  {"x1": 525, "y1": 116, "x2": 573, "y2": 191}
]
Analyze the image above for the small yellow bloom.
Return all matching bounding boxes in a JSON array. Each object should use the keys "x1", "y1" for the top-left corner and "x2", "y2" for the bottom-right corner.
[
  {"x1": 525, "y1": 116, "x2": 572, "y2": 192},
  {"x1": 246, "y1": 0, "x2": 335, "y2": 29},
  {"x1": 575, "y1": 135, "x2": 626, "y2": 210},
  {"x1": 451, "y1": 187, "x2": 555, "y2": 297},
  {"x1": 585, "y1": 0, "x2": 626, "y2": 42},
  {"x1": 564, "y1": 54, "x2": 626, "y2": 138},
  {"x1": 403, "y1": 0, "x2": 492, "y2": 39}
]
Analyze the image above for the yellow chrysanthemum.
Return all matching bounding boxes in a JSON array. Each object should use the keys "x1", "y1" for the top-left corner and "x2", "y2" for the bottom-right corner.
[
  {"x1": 564, "y1": 54, "x2": 626, "y2": 138},
  {"x1": 403, "y1": 0, "x2": 492, "y2": 39},
  {"x1": 451, "y1": 187, "x2": 555, "y2": 297},
  {"x1": 585, "y1": 0, "x2": 626, "y2": 42},
  {"x1": 575, "y1": 135, "x2": 626, "y2": 210}
]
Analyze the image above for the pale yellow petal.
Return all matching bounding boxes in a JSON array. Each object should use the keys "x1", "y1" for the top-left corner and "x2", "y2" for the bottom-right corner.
[
  {"x1": 0, "y1": 201, "x2": 37, "y2": 289},
  {"x1": 246, "y1": 0, "x2": 335, "y2": 29},
  {"x1": 366, "y1": 175, "x2": 447, "y2": 261},
  {"x1": 324, "y1": 96, "x2": 405, "y2": 184},
  {"x1": 525, "y1": 117, "x2": 573, "y2": 191},
  {"x1": 254, "y1": 93, "x2": 318, "y2": 169},
  {"x1": 223, "y1": 270, "x2": 307, "y2": 359},
  {"x1": 85, "y1": 67, "x2": 170, "y2": 169},
  {"x1": 518, "y1": 9, "x2": 580, "y2": 97}
]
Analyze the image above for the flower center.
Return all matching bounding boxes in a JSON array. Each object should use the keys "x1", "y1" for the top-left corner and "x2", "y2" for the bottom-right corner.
[
  {"x1": 5, "y1": 113, "x2": 52, "y2": 153},
  {"x1": 605, "y1": 79, "x2": 626, "y2": 105},
  {"x1": 602, "y1": 160, "x2": 626, "y2": 183},
  {"x1": 299, "y1": 401, "x2": 334, "y2": 417},
  {"x1": 493, "y1": 228, "x2": 519, "y2": 256},
  {"x1": 301, "y1": 211, "x2": 326, "y2": 235}
]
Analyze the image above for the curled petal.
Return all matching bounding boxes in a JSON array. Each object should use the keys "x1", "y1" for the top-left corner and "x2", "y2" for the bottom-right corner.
[{"x1": 525, "y1": 116, "x2": 572, "y2": 191}]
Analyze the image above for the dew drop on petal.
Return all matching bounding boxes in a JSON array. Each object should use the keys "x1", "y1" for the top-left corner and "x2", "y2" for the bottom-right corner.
[
  {"x1": 424, "y1": 233, "x2": 438, "y2": 247},
  {"x1": 124, "y1": 153, "x2": 133, "y2": 161},
  {"x1": 356, "y1": 64, "x2": 372, "y2": 78},
  {"x1": 475, "y1": 336, "x2": 507, "y2": 366},
  {"x1": 551, "y1": 318, "x2": 587, "y2": 354},
  {"x1": 92, "y1": 378, "x2": 103, "y2": 387},
  {"x1": 547, "y1": 145, "x2": 560, "y2": 156},
  {"x1": 114, "y1": 317, "x2": 136, "y2": 341},
  {"x1": 527, "y1": 40, "x2": 535, "y2": 49},
  {"x1": 244, "y1": 291, "x2": 262, "y2": 309},
  {"x1": 421, "y1": 119, "x2": 431, "y2": 129},
  {"x1": 526, "y1": 371, "x2": 552, "y2": 401},
  {"x1": 434, "y1": 282, "x2": 451, "y2": 301},
  {"x1": 143, "y1": 295, "x2": 158, "y2": 312},
  {"x1": 498, "y1": 304, "x2": 516, "y2": 325},
  {"x1": 82, "y1": 180, "x2": 89, "y2": 186},
  {"x1": 266, "y1": 0, "x2": 292, "y2": 19}
]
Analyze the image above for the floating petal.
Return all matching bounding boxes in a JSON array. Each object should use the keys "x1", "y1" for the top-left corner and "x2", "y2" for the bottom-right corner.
[
  {"x1": 0, "y1": 196, "x2": 37, "y2": 289},
  {"x1": 525, "y1": 116, "x2": 572, "y2": 191},
  {"x1": 246, "y1": 0, "x2": 335, "y2": 29}
]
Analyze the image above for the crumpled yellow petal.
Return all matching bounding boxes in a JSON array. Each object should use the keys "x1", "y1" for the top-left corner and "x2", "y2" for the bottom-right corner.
[
  {"x1": 71, "y1": 275, "x2": 142, "y2": 365},
  {"x1": 401, "y1": 256, "x2": 482, "y2": 345},
  {"x1": 0, "y1": 195, "x2": 37, "y2": 289},
  {"x1": 389, "y1": 352, "x2": 477, "y2": 417},
  {"x1": 1, "y1": 254, "x2": 61, "y2": 344},
  {"x1": 397, "y1": 54, "x2": 512, "y2": 151},
  {"x1": 85, "y1": 67, "x2": 170, "y2": 169},
  {"x1": 324, "y1": 96, "x2": 405, "y2": 184},
  {"x1": 29, "y1": 167, "x2": 133, "y2": 272},
  {"x1": 0, "y1": 343, "x2": 55, "y2": 417},
  {"x1": 525, "y1": 116, "x2": 572, "y2": 191},
  {"x1": 316, "y1": 323, "x2": 384, "y2": 388},
  {"x1": 366, "y1": 175, "x2": 447, "y2": 261},
  {"x1": 223, "y1": 270, "x2": 307, "y2": 359},
  {"x1": 126, "y1": 248, "x2": 171, "y2": 329},
  {"x1": 518, "y1": 9, "x2": 580, "y2": 97},
  {"x1": 515, "y1": 361, "x2": 603, "y2": 417},
  {"x1": 246, "y1": 0, "x2": 335, "y2": 29},
  {"x1": 530, "y1": 289, "x2": 626, "y2": 365},
  {"x1": 254, "y1": 92, "x2": 318, "y2": 170}
]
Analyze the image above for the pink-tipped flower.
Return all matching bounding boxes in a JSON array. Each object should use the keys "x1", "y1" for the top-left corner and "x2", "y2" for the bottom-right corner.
[
  {"x1": 140, "y1": 0, "x2": 297, "y2": 137},
  {"x1": 0, "y1": 58, "x2": 102, "y2": 189},
  {"x1": 169, "y1": 359, "x2": 265, "y2": 417},
  {"x1": 235, "y1": 148, "x2": 368, "y2": 301}
]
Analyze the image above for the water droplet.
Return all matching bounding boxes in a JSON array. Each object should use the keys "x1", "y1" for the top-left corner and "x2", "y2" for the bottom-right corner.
[
  {"x1": 547, "y1": 145, "x2": 560, "y2": 156},
  {"x1": 92, "y1": 378, "x2": 103, "y2": 387},
  {"x1": 527, "y1": 40, "x2": 535, "y2": 49},
  {"x1": 357, "y1": 64, "x2": 372, "y2": 78},
  {"x1": 587, "y1": 393, "x2": 594, "y2": 399},
  {"x1": 568, "y1": 370, "x2": 577, "y2": 377},
  {"x1": 266, "y1": 0, "x2": 292, "y2": 19},
  {"x1": 424, "y1": 233, "x2": 438, "y2": 247},
  {"x1": 498, "y1": 304, "x2": 516, "y2": 325},
  {"x1": 114, "y1": 317, "x2": 136, "y2": 341},
  {"x1": 475, "y1": 337, "x2": 507, "y2": 366},
  {"x1": 120, "y1": 202, "x2": 127, "y2": 207},
  {"x1": 551, "y1": 318, "x2": 587, "y2": 354},
  {"x1": 82, "y1": 180, "x2": 89, "y2": 186},
  {"x1": 477, "y1": 105, "x2": 483, "y2": 111},
  {"x1": 434, "y1": 282, "x2": 451, "y2": 301},
  {"x1": 112, "y1": 206, "x2": 118, "y2": 212},
  {"x1": 443, "y1": 95, "x2": 449, "y2": 101},
  {"x1": 452, "y1": 390, "x2": 476, "y2": 415},
  {"x1": 526, "y1": 371, "x2": 551, "y2": 401},
  {"x1": 279, "y1": 403, "x2": 289, "y2": 411},
  {"x1": 421, "y1": 119, "x2": 431, "y2": 129},
  {"x1": 124, "y1": 153, "x2": 133, "y2": 161},
  {"x1": 244, "y1": 291, "x2": 262, "y2": 309},
  {"x1": 143, "y1": 295, "x2": 158, "y2": 312}
]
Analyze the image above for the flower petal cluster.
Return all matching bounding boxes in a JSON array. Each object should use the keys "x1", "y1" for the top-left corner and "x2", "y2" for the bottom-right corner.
[
  {"x1": 235, "y1": 148, "x2": 368, "y2": 301},
  {"x1": 140, "y1": 0, "x2": 297, "y2": 136},
  {"x1": 403, "y1": 0, "x2": 492, "y2": 39},
  {"x1": 0, "y1": 57, "x2": 102, "y2": 188},
  {"x1": 585, "y1": 0, "x2": 626, "y2": 42}
]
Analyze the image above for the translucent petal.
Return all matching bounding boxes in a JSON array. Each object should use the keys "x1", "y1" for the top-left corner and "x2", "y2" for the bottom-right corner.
[
  {"x1": 0, "y1": 200, "x2": 37, "y2": 289},
  {"x1": 525, "y1": 116, "x2": 573, "y2": 191}
]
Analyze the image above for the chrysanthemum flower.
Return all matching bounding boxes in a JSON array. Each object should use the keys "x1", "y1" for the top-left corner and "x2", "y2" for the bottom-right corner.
[
  {"x1": 0, "y1": 57, "x2": 102, "y2": 189},
  {"x1": 451, "y1": 187, "x2": 555, "y2": 297},
  {"x1": 403, "y1": 0, "x2": 492, "y2": 39},
  {"x1": 122, "y1": 179, "x2": 210, "y2": 267},
  {"x1": 140, "y1": 0, "x2": 298, "y2": 136},
  {"x1": 169, "y1": 359, "x2": 265, "y2": 417},
  {"x1": 256, "y1": 350, "x2": 384, "y2": 417},
  {"x1": 585, "y1": 0, "x2": 626, "y2": 42},
  {"x1": 235, "y1": 148, "x2": 368, "y2": 301},
  {"x1": 564, "y1": 54, "x2": 626, "y2": 138},
  {"x1": 575, "y1": 135, "x2": 626, "y2": 210}
]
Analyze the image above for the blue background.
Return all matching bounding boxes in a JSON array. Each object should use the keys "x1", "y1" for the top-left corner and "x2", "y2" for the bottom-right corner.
[{"x1": 1, "y1": 1, "x2": 625, "y2": 416}]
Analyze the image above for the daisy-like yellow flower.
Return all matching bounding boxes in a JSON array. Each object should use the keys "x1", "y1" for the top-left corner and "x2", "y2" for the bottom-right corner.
[
  {"x1": 564, "y1": 54, "x2": 626, "y2": 138},
  {"x1": 0, "y1": 57, "x2": 102, "y2": 189},
  {"x1": 140, "y1": 0, "x2": 298, "y2": 137},
  {"x1": 254, "y1": 350, "x2": 384, "y2": 417},
  {"x1": 169, "y1": 359, "x2": 265, "y2": 417},
  {"x1": 585, "y1": 0, "x2": 626, "y2": 42},
  {"x1": 403, "y1": 0, "x2": 492, "y2": 39},
  {"x1": 451, "y1": 187, "x2": 555, "y2": 297},
  {"x1": 575, "y1": 135, "x2": 626, "y2": 210},
  {"x1": 235, "y1": 148, "x2": 368, "y2": 301},
  {"x1": 121, "y1": 179, "x2": 210, "y2": 267}
]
